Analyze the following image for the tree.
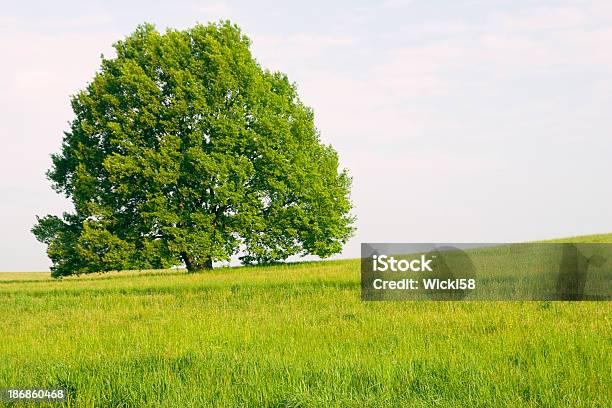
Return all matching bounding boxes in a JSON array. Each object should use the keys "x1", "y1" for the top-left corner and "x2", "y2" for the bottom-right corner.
[{"x1": 33, "y1": 21, "x2": 355, "y2": 277}]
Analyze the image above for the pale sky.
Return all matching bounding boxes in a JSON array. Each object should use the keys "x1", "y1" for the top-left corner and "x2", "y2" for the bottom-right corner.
[{"x1": 1, "y1": 0, "x2": 611, "y2": 271}]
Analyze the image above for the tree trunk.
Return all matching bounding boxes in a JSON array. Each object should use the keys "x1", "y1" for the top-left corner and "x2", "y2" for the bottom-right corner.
[
  {"x1": 203, "y1": 256, "x2": 213, "y2": 270},
  {"x1": 181, "y1": 252, "x2": 213, "y2": 273}
]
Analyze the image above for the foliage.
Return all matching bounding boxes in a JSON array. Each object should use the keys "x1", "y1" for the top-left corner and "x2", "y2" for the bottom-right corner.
[{"x1": 33, "y1": 21, "x2": 354, "y2": 276}]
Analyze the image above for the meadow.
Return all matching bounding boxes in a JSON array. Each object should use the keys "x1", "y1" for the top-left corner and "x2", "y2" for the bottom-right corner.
[{"x1": 0, "y1": 234, "x2": 611, "y2": 407}]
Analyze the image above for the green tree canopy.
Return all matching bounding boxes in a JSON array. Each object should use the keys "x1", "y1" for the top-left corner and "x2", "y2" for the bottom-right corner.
[{"x1": 33, "y1": 21, "x2": 354, "y2": 277}]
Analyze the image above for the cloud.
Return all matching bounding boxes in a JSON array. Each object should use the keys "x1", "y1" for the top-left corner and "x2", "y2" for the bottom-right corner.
[
  {"x1": 189, "y1": 1, "x2": 232, "y2": 18},
  {"x1": 371, "y1": 42, "x2": 463, "y2": 97},
  {"x1": 380, "y1": 0, "x2": 414, "y2": 8},
  {"x1": 489, "y1": 1, "x2": 612, "y2": 32},
  {"x1": 252, "y1": 33, "x2": 357, "y2": 67},
  {"x1": 1, "y1": 31, "x2": 118, "y2": 104}
]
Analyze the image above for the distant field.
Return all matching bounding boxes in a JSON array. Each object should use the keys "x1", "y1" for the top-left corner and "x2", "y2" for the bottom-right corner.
[
  {"x1": 1, "y1": 234, "x2": 611, "y2": 407},
  {"x1": 0, "y1": 272, "x2": 50, "y2": 281}
]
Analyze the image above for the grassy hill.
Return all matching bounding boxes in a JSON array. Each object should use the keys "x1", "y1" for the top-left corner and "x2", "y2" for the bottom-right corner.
[
  {"x1": 539, "y1": 232, "x2": 612, "y2": 243},
  {"x1": 1, "y1": 234, "x2": 611, "y2": 407}
]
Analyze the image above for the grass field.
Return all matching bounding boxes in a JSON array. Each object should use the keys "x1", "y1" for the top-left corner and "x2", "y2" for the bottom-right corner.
[{"x1": 1, "y1": 234, "x2": 611, "y2": 407}]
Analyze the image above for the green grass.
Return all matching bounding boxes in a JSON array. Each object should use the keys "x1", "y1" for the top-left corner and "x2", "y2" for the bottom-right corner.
[
  {"x1": 1, "y1": 235, "x2": 611, "y2": 407},
  {"x1": 539, "y1": 232, "x2": 612, "y2": 243}
]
